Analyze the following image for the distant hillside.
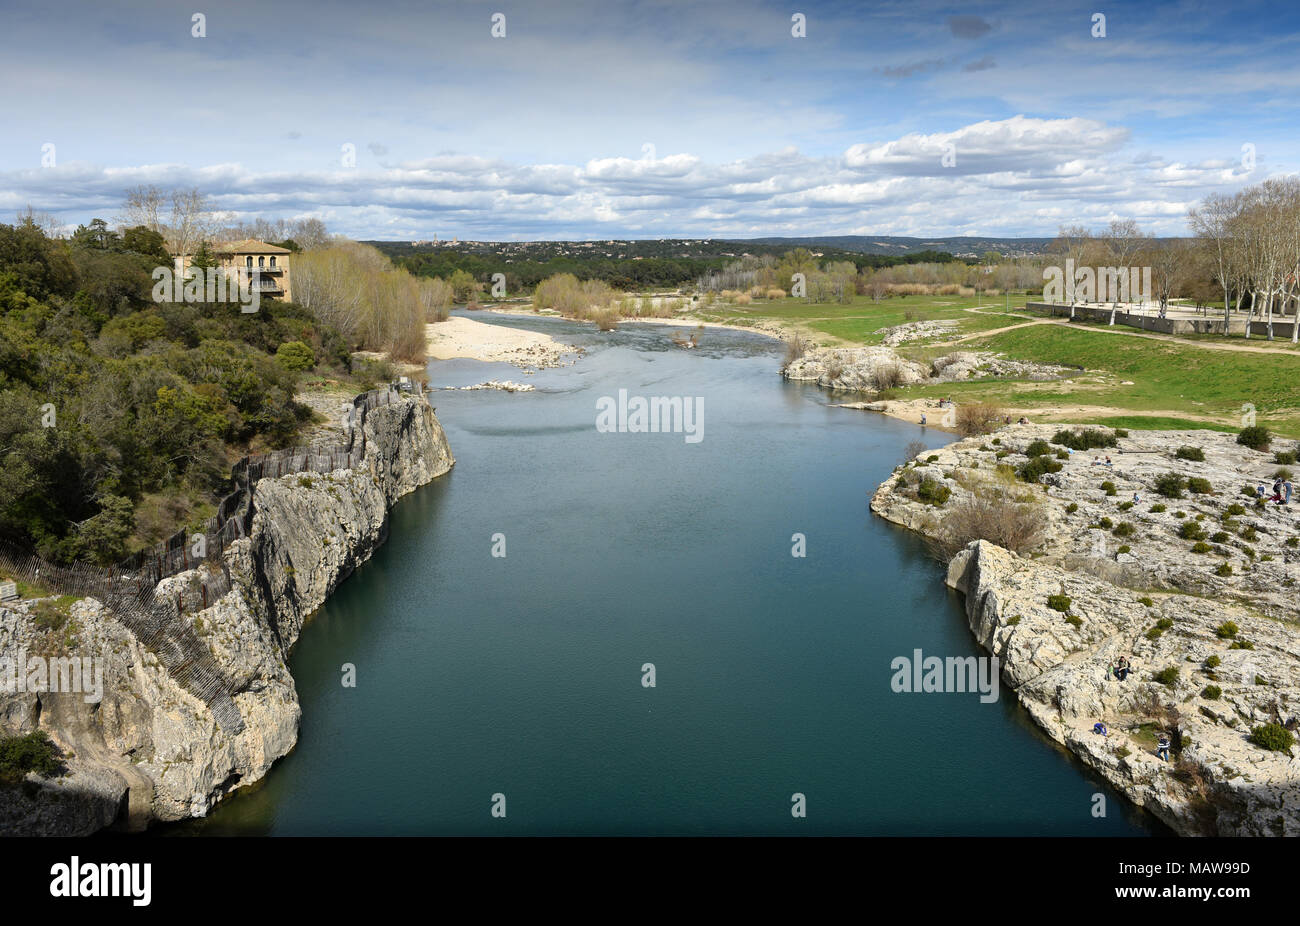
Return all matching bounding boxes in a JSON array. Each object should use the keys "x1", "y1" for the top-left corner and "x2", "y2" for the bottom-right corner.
[
  {"x1": 733, "y1": 236, "x2": 1056, "y2": 258},
  {"x1": 367, "y1": 235, "x2": 1061, "y2": 263}
]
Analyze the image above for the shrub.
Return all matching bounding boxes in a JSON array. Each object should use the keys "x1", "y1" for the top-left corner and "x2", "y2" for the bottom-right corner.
[
  {"x1": 1247, "y1": 723, "x2": 1295, "y2": 752},
  {"x1": 955, "y1": 402, "x2": 1006, "y2": 437},
  {"x1": 274, "y1": 340, "x2": 315, "y2": 372},
  {"x1": 1174, "y1": 446, "x2": 1205, "y2": 461},
  {"x1": 1187, "y1": 477, "x2": 1213, "y2": 494},
  {"x1": 1191, "y1": 541, "x2": 1212, "y2": 554},
  {"x1": 1201, "y1": 685, "x2": 1222, "y2": 700},
  {"x1": 1236, "y1": 426, "x2": 1272, "y2": 452},
  {"x1": 1118, "y1": 501, "x2": 1134, "y2": 511},
  {"x1": 1052, "y1": 428, "x2": 1118, "y2": 450},
  {"x1": 780, "y1": 335, "x2": 806, "y2": 370},
  {"x1": 1273, "y1": 451, "x2": 1296, "y2": 465},
  {"x1": 1097, "y1": 517, "x2": 1114, "y2": 529},
  {"x1": 1153, "y1": 666, "x2": 1180, "y2": 687},
  {"x1": 1017, "y1": 455, "x2": 1062, "y2": 483},
  {"x1": 1025, "y1": 439, "x2": 1051, "y2": 457},
  {"x1": 1274, "y1": 467, "x2": 1294, "y2": 480},
  {"x1": 1065, "y1": 502, "x2": 1078, "y2": 513},
  {"x1": 0, "y1": 731, "x2": 60, "y2": 784},
  {"x1": 1101, "y1": 480, "x2": 1117, "y2": 496},
  {"x1": 1145, "y1": 627, "x2": 1163, "y2": 640},
  {"x1": 1156, "y1": 618, "x2": 1174, "y2": 630},
  {"x1": 926, "y1": 455, "x2": 939, "y2": 463},
  {"x1": 1006, "y1": 615, "x2": 1021, "y2": 626},
  {"x1": 1066, "y1": 615, "x2": 1083, "y2": 627},
  {"x1": 30, "y1": 600, "x2": 68, "y2": 632},
  {"x1": 1204, "y1": 655, "x2": 1221, "y2": 669},
  {"x1": 1112, "y1": 522, "x2": 1135, "y2": 537},
  {"x1": 1055, "y1": 450, "x2": 1070, "y2": 460},
  {"x1": 1215, "y1": 562, "x2": 1234, "y2": 577},
  {"x1": 1138, "y1": 596, "x2": 1154, "y2": 607},
  {"x1": 1117, "y1": 544, "x2": 1131, "y2": 553},
  {"x1": 1214, "y1": 621, "x2": 1239, "y2": 639},
  {"x1": 1178, "y1": 521, "x2": 1206, "y2": 541},
  {"x1": 916, "y1": 477, "x2": 951, "y2": 507},
  {"x1": 1229, "y1": 639, "x2": 1254, "y2": 650},
  {"x1": 924, "y1": 486, "x2": 1048, "y2": 560},
  {"x1": 1149, "y1": 503, "x2": 1166, "y2": 513},
  {"x1": 1287, "y1": 537, "x2": 1299, "y2": 548},
  {"x1": 1239, "y1": 525, "x2": 1257, "y2": 541},
  {"x1": 1047, "y1": 594, "x2": 1071, "y2": 612},
  {"x1": 1226, "y1": 503, "x2": 1246, "y2": 516},
  {"x1": 1155, "y1": 473, "x2": 1187, "y2": 498},
  {"x1": 1210, "y1": 532, "x2": 1230, "y2": 543}
]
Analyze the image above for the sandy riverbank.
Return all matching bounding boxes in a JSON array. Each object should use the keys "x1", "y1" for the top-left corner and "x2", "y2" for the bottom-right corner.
[{"x1": 425, "y1": 316, "x2": 581, "y2": 370}]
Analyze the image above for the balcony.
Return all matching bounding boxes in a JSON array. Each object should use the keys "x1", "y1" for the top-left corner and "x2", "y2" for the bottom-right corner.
[{"x1": 239, "y1": 263, "x2": 284, "y2": 274}]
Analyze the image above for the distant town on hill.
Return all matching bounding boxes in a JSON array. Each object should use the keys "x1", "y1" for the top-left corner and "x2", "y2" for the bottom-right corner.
[{"x1": 367, "y1": 235, "x2": 1059, "y2": 261}]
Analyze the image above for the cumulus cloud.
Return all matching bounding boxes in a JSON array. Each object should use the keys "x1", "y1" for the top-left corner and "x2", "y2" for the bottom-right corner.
[{"x1": 0, "y1": 115, "x2": 1255, "y2": 239}]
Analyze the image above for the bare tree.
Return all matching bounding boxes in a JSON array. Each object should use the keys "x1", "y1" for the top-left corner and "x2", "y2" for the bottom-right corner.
[
  {"x1": 120, "y1": 184, "x2": 167, "y2": 233},
  {"x1": 1103, "y1": 219, "x2": 1148, "y2": 322},
  {"x1": 167, "y1": 187, "x2": 215, "y2": 256},
  {"x1": 15, "y1": 205, "x2": 63, "y2": 237},
  {"x1": 1189, "y1": 193, "x2": 1238, "y2": 328}
]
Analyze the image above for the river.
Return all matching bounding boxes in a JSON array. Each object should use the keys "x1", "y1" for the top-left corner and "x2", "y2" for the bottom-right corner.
[{"x1": 180, "y1": 312, "x2": 1157, "y2": 835}]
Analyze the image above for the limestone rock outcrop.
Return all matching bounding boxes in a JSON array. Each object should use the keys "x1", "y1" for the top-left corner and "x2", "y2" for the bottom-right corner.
[
  {"x1": 0, "y1": 395, "x2": 453, "y2": 834},
  {"x1": 876, "y1": 424, "x2": 1300, "y2": 835}
]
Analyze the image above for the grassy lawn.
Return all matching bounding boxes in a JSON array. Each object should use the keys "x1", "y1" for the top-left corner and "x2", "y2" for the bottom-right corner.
[
  {"x1": 950, "y1": 326, "x2": 1300, "y2": 435},
  {"x1": 697, "y1": 293, "x2": 1023, "y2": 344},
  {"x1": 688, "y1": 292, "x2": 1300, "y2": 437}
]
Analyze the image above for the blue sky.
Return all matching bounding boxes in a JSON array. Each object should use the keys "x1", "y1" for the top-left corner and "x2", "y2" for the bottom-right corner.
[{"x1": 2, "y1": 0, "x2": 1298, "y2": 239}]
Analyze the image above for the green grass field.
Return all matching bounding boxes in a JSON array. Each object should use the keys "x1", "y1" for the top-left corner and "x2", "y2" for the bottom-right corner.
[
  {"x1": 690, "y1": 292, "x2": 1300, "y2": 437},
  {"x1": 697, "y1": 293, "x2": 1022, "y2": 344}
]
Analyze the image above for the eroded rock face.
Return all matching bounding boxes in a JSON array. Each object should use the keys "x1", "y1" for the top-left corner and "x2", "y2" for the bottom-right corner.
[
  {"x1": 0, "y1": 396, "x2": 453, "y2": 834},
  {"x1": 877, "y1": 425, "x2": 1300, "y2": 835},
  {"x1": 785, "y1": 345, "x2": 1068, "y2": 391}
]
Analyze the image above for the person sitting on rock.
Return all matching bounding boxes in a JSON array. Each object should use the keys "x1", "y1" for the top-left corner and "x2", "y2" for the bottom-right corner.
[
  {"x1": 1156, "y1": 733, "x2": 1170, "y2": 762},
  {"x1": 1093, "y1": 721, "x2": 1109, "y2": 737}
]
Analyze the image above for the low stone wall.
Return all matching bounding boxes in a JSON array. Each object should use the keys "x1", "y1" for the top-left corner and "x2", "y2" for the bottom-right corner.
[{"x1": 1027, "y1": 302, "x2": 1300, "y2": 339}]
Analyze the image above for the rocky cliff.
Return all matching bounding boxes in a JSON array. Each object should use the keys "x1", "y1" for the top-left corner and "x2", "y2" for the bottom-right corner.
[
  {"x1": 873, "y1": 424, "x2": 1300, "y2": 835},
  {"x1": 0, "y1": 395, "x2": 453, "y2": 835}
]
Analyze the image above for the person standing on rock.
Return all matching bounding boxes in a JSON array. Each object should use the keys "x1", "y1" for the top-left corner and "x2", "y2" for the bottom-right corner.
[
  {"x1": 1285, "y1": 479, "x2": 1294, "y2": 505},
  {"x1": 1156, "y1": 733, "x2": 1170, "y2": 762}
]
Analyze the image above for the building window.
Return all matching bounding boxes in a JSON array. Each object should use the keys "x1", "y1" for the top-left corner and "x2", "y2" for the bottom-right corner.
[
  {"x1": 258, "y1": 256, "x2": 265, "y2": 267},
  {"x1": 246, "y1": 257, "x2": 253, "y2": 268},
  {"x1": 270, "y1": 256, "x2": 277, "y2": 268}
]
